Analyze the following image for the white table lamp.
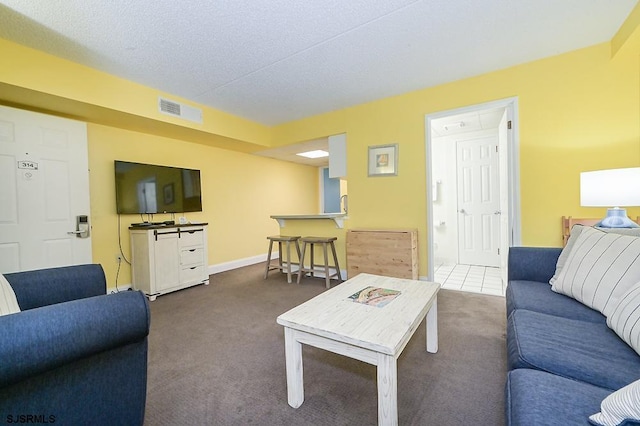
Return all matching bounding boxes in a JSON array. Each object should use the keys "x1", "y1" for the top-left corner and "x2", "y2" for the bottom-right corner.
[{"x1": 580, "y1": 167, "x2": 640, "y2": 228}]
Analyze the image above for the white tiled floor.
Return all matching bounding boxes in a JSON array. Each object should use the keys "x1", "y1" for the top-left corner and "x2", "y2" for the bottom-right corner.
[{"x1": 434, "y1": 263, "x2": 505, "y2": 296}]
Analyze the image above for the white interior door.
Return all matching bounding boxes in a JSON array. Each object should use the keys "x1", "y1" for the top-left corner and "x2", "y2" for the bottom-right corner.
[
  {"x1": 456, "y1": 136, "x2": 500, "y2": 267},
  {"x1": 0, "y1": 105, "x2": 91, "y2": 273}
]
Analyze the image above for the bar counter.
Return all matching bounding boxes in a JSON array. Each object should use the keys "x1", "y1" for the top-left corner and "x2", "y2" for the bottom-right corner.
[
  {"x1": 269, "y1": 214, "x2": 349, "y2": 278},
  {"x1": 270, "y1": 213, "x2": 348, "y2": 229}
]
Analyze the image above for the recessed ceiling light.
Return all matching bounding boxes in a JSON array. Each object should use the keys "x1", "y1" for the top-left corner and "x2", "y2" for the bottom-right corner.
[{"x1": 296, "y1": 150, "x2": 329, "y2": 159}]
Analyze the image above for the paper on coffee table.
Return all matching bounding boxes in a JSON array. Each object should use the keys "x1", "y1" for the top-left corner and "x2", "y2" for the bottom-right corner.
[{"x1": 348, "y1": 286, "x2": 401, "y2": 308}]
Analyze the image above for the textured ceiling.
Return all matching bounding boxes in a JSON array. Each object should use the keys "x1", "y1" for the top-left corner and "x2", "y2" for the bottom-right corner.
[{"x1": 0, "y1": 1, "x2": 636, "y2": 126}]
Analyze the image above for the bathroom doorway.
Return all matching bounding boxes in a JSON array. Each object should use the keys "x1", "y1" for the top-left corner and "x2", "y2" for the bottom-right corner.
[{"x1": 425, "y1": 98, "x2": 521, "y2": 294}]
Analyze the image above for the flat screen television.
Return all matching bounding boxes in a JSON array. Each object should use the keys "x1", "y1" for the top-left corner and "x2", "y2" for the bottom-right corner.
[{"x1": 114, "y1": 160, "x2": 202, "y2": 214}]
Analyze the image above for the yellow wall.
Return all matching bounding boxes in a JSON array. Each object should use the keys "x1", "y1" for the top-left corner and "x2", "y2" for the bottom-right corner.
[
  {"x1": 88, "y1": 124, "x2": 318, "y2": 288},
  {"x1": 613, "y1": 1, "x2": 640, "y2": 57},
  {"x1": 0, "y1": 38, "x2": 321, "y2": 288},
  {"x1": 0, "y1": 38, "x2": 271, "y2": 150},
  {"x1": 274, "y1": 42, "x2": 640, "y2": 275},
  {"x1": 2, "y1": 7, "x2": 640, "y2": 282}
]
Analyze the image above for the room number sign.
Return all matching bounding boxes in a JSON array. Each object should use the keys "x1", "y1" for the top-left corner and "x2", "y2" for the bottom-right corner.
[
  {"x1": 18, "y1": 160, "x2": 39, "y2": 181},
  {"x1": 17, "y1": 160, "x2": 39, "y2": 170}
]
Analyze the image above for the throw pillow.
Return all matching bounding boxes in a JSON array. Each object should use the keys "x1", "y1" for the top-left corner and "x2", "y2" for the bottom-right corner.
[
  {"x1": 550, "y1": 224, "x2": 587, "y2": 285},
  {"x1": 551, "y1": 226, "x2": 640, "y2": 317},
  {"x1": 550, "y1": 225, "x2": 640, "y2": 285},
  {"x1": 0, "y1": 273, "x2": 20, "y2": 316},
  {"x1": 589, "y1": 379, "x2": 640, "y2": 426},
  {"x1": 606, "y1": 281, "x2": 640, "y2": 356}
]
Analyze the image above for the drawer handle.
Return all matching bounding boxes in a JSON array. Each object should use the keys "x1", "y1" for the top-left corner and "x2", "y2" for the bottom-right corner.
[
  {"x1": 190, "y1": 266, "x2": 196, "y2": 270},
  {"x1": 189, "y1": 249, "x2": 196, "y2": 252}
]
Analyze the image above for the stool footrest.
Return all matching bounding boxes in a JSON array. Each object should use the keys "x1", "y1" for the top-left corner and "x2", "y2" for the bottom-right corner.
[
  {"x1": 267, "y1": 262, "x2": 301, "y2": 271},
  {"x1": 296, "y1": 236, "x2": 342, "y2": 289},
  {"x1": 298, "y1": 268, "x2": 340, "y2": 277}
]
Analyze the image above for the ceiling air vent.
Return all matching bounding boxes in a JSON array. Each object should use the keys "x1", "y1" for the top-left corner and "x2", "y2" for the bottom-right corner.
[{"x1": 158, "y1": 97, "x2": 203, "y2": 124}]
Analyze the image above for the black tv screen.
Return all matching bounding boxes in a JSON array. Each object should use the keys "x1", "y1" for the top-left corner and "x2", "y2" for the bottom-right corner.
[{"x1": 114, "y1": 160, "x2": 202, "y2": 214}]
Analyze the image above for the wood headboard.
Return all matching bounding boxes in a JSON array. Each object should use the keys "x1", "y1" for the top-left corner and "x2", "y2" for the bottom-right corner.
[{"x1": 562, "y1": 216, "x2": 640, "y2": 247}]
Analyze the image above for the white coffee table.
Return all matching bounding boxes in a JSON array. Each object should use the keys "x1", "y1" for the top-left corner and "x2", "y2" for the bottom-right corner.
[{"x1": 276, "y1": 273, "x2": 440, "y2": 426}]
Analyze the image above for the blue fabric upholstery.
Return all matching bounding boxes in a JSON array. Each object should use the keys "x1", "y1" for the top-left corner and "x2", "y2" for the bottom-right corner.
[
  {"x1": 0, "y1": 338, "x2": 148, "y2": 425},
  {"x1": 506, "y1": 246, "x2": 640, "y2": 425},
  {"x1": 507, "y1": 309, "x2": 640, "y2": 391},
  {"x1": 0, "y1": 265, "x2": 149, "y2": 426},
  {"x1": 506, "y1": 280, "x2": 606, "y2": 323},
  {"x1": 508, "y1": 246, "x2": 562, "y2": 283},
  {"x1": 0, "y1": 291, "x2": 149, "y2": 386},
  {"x1": 5, "y1": 264, "x2": 106, "y2": 310},
  {"x1": 505, "y1": 369, "x2": 611, "y2": 426}
]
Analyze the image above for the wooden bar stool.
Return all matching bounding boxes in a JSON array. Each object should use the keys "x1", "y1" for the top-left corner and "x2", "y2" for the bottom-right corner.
[
  {"x1": 264, "y1": 235, "x2": 301, "y2": 283},
  {"x1": 296, "y1": 236, "x2": 342, "y2": 288}
]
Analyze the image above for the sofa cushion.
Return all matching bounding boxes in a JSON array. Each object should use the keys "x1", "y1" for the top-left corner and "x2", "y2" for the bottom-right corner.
[
  {"x1": 590, "y1": 378, "x2": 640, "y2": 426},
  {"x1": 550, "y1": 225, "x2": 640, "y2": 286},
  {"x1": 4, "y1": 264, "x2": 106, "y2": 310},
  {"x1": 552, "y1": 226, "x2": 640, "y2": 317},
  {"x1": 0, "y1": 274, "x2": 20, "y2": 316},
  {"x1": 507, "y1": 309, "x2": 640, "y2": 390},
  {"x1": 508, "y1": 246, "x2": 562, "y2": 283},
  {"x1": 607, "y1": 282, "x2": 640, "y2": 356},
  {"x1": 505, "y1": 368, "x2": 611, "y2": 426},
  {"x1": 0, "y1": 291, "x2": 150, "y2": 387},
  {"x1": 507, "y1": 280, "x2": 605, "y2": 323}
]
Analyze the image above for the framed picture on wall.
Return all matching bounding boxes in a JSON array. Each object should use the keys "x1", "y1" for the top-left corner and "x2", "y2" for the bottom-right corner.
[{"x1": 368, "y1": 143, "x2": 398, "y2": 177}]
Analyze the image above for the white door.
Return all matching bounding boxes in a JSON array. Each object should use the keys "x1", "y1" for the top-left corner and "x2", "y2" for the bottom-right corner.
[
  {"x1": 0, "y1": 105, "x2": 91, "y2": 273},
  {"x1": 456, "y1": 136, "x2": 500, "y2": 267}
]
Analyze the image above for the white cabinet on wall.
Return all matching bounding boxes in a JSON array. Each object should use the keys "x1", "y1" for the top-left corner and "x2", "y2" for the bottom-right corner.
[
  {"x1": 130, "y1": 224, "x2": 209, "y2": 300},
  {"x1": 328, "y1": 133, "x2": 347, "y2": 178}
]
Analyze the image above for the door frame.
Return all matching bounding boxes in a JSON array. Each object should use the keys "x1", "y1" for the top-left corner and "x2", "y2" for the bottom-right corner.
[{"x1": 424, "y1": 97, "x2": 521, "y2": 281}]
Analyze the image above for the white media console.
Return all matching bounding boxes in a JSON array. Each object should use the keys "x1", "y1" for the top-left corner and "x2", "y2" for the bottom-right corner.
[{"x1": 130, "y1": 223, "x2": 209, "y2": 300}]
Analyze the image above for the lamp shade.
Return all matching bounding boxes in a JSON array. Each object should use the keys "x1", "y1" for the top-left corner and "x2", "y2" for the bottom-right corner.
[{"x1": 580, "y1": 167, "x2": 640, "y2": 207}]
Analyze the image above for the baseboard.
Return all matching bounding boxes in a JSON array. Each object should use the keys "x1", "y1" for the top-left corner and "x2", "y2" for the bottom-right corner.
[
  {"x1": 110, "y1": 252, "x2": 348, "y2": 291},
  {"x1": 208, "y1": 252, "x2": 347, "y2": 280},
  {"x1": 209, "y1": 251, "x2": 278, "y2": 275}
]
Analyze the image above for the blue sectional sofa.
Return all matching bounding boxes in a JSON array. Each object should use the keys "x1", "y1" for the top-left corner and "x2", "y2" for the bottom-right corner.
[
  {"x1": 0, "y1": 264, "x2": 150, "y2": 426},
  {"x1": 505, "y1": 246, "x2": 640, "y2": 426}
]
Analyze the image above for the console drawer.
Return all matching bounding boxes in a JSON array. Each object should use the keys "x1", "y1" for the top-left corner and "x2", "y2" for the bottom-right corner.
[
  {"x1": 181, "y1": 247, "x2": 204, "y2": 265},
  {"x1": 179, "y1": 227, "x2": 205, "y2": 247},
  {"x1": 181, "y1": 264, "x2": 207, "y2": 285}
]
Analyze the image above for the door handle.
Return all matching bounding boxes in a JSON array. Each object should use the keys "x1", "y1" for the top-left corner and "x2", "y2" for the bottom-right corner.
[
  {"x1": 494, "y1": 211, "x2": 502, "y2": 215},
  {"x1": 72, "y1": 215, "x2": 90, "y2": 238},
  {"x1": 458, "y1": 209, "x2": 467, "y2": 214}
]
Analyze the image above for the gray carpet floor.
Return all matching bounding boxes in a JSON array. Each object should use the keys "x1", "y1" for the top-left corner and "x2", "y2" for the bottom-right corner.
[{"x1": 143, "y1": 263, "x2": 507, "y2": 425}]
